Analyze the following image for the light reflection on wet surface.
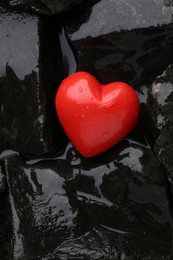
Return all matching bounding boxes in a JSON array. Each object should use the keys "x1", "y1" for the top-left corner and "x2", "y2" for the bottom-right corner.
[{"x1": 0, "y1": 1, "x2": 173, "y2": 258}]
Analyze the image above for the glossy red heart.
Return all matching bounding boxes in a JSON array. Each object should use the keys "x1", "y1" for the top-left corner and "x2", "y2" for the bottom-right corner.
[{"x1": 55, "y1": 72, "x2": 140, "y2": 157}]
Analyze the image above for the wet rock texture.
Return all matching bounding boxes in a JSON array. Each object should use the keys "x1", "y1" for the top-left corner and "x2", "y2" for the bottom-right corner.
[
  {"x1": 0, "y1": 0, "x2": 85, "y2": 15},
  {"x1": 3, "y1": 142, "x2": 173, "y2": 259},
  {"x1": 147, "y1": 65, "x2": 173, "y2": 194},
  {"x1": 0, "y1": 12, "x2": 66, "y2": 155},
  {"x1": 0, "y1": 0, "x2": 173, "y2": 259},
  {"x1": 65, "y1": 0, "x2": 173, "y2": 39}
]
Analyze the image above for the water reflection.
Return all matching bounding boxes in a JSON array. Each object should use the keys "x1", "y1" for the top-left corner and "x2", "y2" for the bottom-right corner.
[
  {"x1": 3, "y1": 138, "x2": 172, "y2": 258},
  {"x1": 59, "y1": 27, "x2": 77, "y2": 76}
]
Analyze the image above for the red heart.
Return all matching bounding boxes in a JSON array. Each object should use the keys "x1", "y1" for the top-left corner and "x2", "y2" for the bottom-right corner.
[{"x1": 55, "y1": 72, "x2": 140, "y2": 157}]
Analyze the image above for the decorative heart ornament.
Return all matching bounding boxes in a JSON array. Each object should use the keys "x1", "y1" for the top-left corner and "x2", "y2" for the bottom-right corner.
[{"x1": 55, "y1": 72, "x2": 140, "y2": 157}]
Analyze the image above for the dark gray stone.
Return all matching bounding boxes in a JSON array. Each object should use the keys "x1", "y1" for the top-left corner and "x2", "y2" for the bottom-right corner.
[
  {"x1": 0, "y1": 12, "x2": 66, "y2": 156},
  {"x1": 3, "y1": 141, "x2": 172, "y2": 259},
  {"x1": 65, "y1": 0, "x2": 173, "y2": 40},
  {"x1": 0, "y1": 191, "x2": 13, "y2": 259},
  {"x1": 3, "y1": 154, "x2": 85, "y2": 258},
  {"x1": 0, "y1": 0, "x2": 85, "y2": 15},
  {"x1": 66, "y1": 23, "x2": 173, "y2": 92},
  {"x1": 0, "y1": 166, "x2": 6, "y2": 194},
  {"x1": 147, "y1": 65, "x2": 173, "y2": 133},
  {"x1": 147, "y1": 65, "x2": 173, "y2": 192},
  {"x1": 0, "y1": 2, "x2": 173, "y2": 259},
  {"x1": 0, "y1": 159, "x2": 13, "y2": 259}
]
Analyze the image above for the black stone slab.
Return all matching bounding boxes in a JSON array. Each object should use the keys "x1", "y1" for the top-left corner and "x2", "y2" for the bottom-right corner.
[
  {"x1": 66, "y1": 24, "x2": 173, "y2": 88},
  {"x1": 0, "y1": 12, "x2": 66, "y2": 156},
  {"x1": 64, "y1": 0, "x2": 173, "y2": 39},
  {"x1": 147, "y1": 65, "x2": 173, "y2": 194},
  {"x1": 0, "y1": 160, "x2": 13, "y2": 260},
  {"x1": 3, "y1": 140, "x2": 172, "y2": 258},
  {"x1": 0, "y1": 0, "x2": 85, "y2": 15}
]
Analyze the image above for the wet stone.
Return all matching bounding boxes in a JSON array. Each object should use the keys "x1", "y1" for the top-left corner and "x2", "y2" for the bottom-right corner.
[
  {"x1": 0, "y1": 0, "x2": 85, "y2": 15},
  {"x1": 0, "y1": 12, "x2": 66, "y2": 156},
  {"x1": 65, "y1": 19, "x2": 173, "y2": 92},
  {"x1": 147, "y1": 65, "x2": 173, "y2": 194},
  {"x1": 3, "y1": 141, "x2": 172, "y2": 259},
  {"x1": 0, "y1": 194, "x2": 13, "y2": 259},
  {"x1": 3, "y1": 154, "x2": 84, "y2": 259},
  {"x1": 64, "y1": 0, "x2": 173, "y2": 40},
  {"x1": 0, "y1": 164, "x2": 13, "y2": 260},
  {"x1": 0, "y1": 163, "x2": 6, "y2": 194},
  {"x1": 0, "y1": 1, "x2": 173, "y2": 259},
  {"x1": 147, "y1": 65, "x2": 173, "y2": 134}
]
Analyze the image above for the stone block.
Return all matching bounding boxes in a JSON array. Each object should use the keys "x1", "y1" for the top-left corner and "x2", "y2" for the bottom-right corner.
[{"x1": 0, "y1": 12, "x2": 65, "y2": 155}]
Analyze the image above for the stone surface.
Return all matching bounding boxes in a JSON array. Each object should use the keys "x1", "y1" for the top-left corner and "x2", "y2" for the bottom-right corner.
[
  {"x1": 0, "y1": 0, "x2": 85, "y2": 15},
  {"x1": 65, "y1": 0, "x2": 173, "y2": 40},
  {"x1": 0, "y1": 166, "x2": 6, "y2": 194},
  {"x1": 0, "y1": 12, "x2": 66, "y2": 156},
  {"x1": 3, "y1": 141, "x2": 172, "y2": 258},
  {"x1": 0, "y1": 158, "x2": 12, "y2": 259},
  {"x1": 147, "y1": 65, "x2": 173, "y2": 193},
  {"x1": 64, "y1": 0, "x2": 173, "y2": 90},
  {"x1": 0, "y1": 1, "x2": 173, "y2": 258},
  {"x1": 0, "y1": 191, "x2": 13, "y2": 259},
  {"x1": 68, "y1": 24, "x2": 173, "y2": 90}
]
